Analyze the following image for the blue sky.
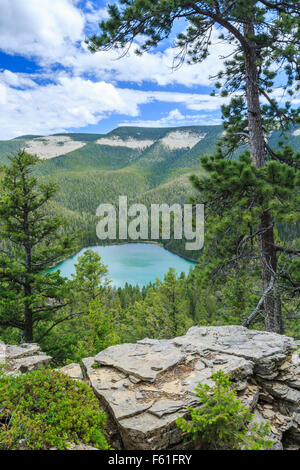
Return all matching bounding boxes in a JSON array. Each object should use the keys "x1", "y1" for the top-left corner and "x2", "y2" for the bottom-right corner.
[
  {"x1": 0, "y1": 0, "x2": 236, "y2": 139},
  {"x1": 8, "y1": 1, "x2": 295, "y2": 140}
]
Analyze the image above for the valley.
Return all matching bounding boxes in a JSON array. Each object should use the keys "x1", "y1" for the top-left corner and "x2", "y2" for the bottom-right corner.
[{"x1": 0, "y1": 125, "x2": 299, "y2": 261}]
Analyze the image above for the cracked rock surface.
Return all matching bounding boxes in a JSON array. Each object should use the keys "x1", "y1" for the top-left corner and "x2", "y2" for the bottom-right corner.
[
  {"x1": 0, "y1": 341, "x2": 52, "y2": 375},
  {"x1": 58, "y1": 363, "x2": 84, "y2": 381},
  {"x1": 82, "y1": 326, "x2": 300, "y2": 450}
]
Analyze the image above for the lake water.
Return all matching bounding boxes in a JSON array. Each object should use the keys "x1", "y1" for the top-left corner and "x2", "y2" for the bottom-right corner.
[{"x1": 51, "y1": 243, "x2": 197, "y2": 288}]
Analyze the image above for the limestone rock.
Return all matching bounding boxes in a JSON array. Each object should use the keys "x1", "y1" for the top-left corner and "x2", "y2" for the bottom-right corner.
[
  {"x1": 15, "y1": 354, "x2": 52, "y2": 373},
  {"x1": 94, "y1": 340, "x2": 185, "y2": 382},
  {"x1": 59, "y1": 363, "x2": 84, "y2": 381},
  {"x1": 0, "y1": 342, "x2": 52, "y2": 374},
  {"x1": 149, "y1": 400, "x2": 186, "y2": 418},
  {"x1": 257, "y1": 379, "x2": 300, "y2": 405},
  {"x1": 0, "y1": 342, "x2": 5, "y2": 364},
  {"x1": 6, "y1": 343, "x2": 41, "y2": 359},
  {"x1": 84, "y1": 326, "x2": 299, "y2": 450}
]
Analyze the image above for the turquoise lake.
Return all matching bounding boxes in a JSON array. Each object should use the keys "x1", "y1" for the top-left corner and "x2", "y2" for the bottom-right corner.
[{"x1": 51, "y1": 243, "x2": 197, "y2": 288}]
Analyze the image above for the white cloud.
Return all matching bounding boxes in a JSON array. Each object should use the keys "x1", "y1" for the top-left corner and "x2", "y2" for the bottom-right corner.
[
  {"x1": 129, "y1": 90, "x2": 231, "y2": 111},
  {"x1": 0, "y1": 0, "x2": 231, "y2": 138},
  {"x1": 121, "y1": 109, "x2": 188, "y2": 128},
  {"x1": 0, "y1": 73, "x2": 143, "y2": 139},
  {"x1": 0, "y1": 83, "x2": 7, "y2": 105},
  {"x1": 0, "y1": 2, "x2": 296, "y2": 139},
  {"x1": 119, "y1": 108, "x2": 222, "y2": 128},
  {"x1": 0, "y1": 70, "x2": 228, "y2": 139},
  {"x1": 166, "y1": 109, "x2": 185, "y2": 122},
  {"x1": 0, "y1": 0, "x2": 84, "y2": 60},
  {"x1": 63, "y1": 35, "x2": 232, "y2": 88},
  {"x1": 0, "y1": 70, "x2": 37, "y2": 89},
  {"x1": 84, "y1": 1, "x2": 110, "y2": 31},
  {"x1": 0, "y1": 0, "x2": 231, "y2": 88}
]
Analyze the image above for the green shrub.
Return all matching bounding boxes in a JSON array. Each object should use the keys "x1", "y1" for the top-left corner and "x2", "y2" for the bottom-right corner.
[
  {"x1": 176, "y1": 370, "x2": 273, "y2": 450},
  {"x1": 0, "y1": 370, "x2": 110, "y2": 450}
]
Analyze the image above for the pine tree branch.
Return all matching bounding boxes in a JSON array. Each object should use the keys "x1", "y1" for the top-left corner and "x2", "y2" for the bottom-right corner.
[
  {"x1": 190, "y1": 4, "x2": 250, "y2": 52},
  {"x1": 243, "y1": 276, "x2": 275, "y2": 328},
  {"x1": 279, "y1": 272, "x2": 299, "y2": 289},
  {"x1": 0, "y1": 320, "x2": 24, "y2": 330},
  {"x1": 0, "y1": 272, "x2": 25, "y2": 287},
  {"x1": 259, "y1": 87, "x2": 294, "y2": 124},
  {"x1": 275, "y1": 246, "x2": 300, "y2": 256},
  {"x1": 264, "y1": 142, "x2": 282, "y2": 161},
  {"x1": 0, "y1": 248, "x2": 25, "y2": 266},
  {"x1": 259, "y1": 0, "x2": 300, "y2": 14},
  {"x1": 32, "y1": 302, "x2": 71, "y2": 318},
  {"x1": 35, "y1": 314, "x2": 79, "y2": 343}
]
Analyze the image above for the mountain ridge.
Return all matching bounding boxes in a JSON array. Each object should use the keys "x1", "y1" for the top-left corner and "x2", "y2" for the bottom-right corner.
[{"x1": 0, "y1": 124, "x2": 299, "y2": 260}]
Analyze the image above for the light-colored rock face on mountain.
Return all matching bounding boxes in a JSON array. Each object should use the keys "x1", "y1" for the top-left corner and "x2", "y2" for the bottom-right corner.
[
  {"x1": 22, "y1": 131, "x2": 205, "y2": 158},
  {"x1": 24, "y1": 136, "x2": 86, "y2": 159},
  {"x1": 82, "y1": 326, "x2": 300, "y2": 450},
  {"x1": 96, "y1": 137, "x2": 154, "y2": 149},
  {"x1": 161, "y1": 131, "x2": 206, "y2": 150},
  {"x1": 96, "y1": 131, "x2": 206, "y2": 150},
  {"x1": 0, "y1": 342, "x2": 52, "y2": 375}
]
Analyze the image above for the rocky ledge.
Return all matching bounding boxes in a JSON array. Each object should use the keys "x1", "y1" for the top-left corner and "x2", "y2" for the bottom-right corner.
[
  {"x1": 0, "y1": 341, "x2": 52, "y2": 375},
  {"x1": 1, "y1": 327, "x2": 300, "y2": 451},
  {"x1": 82, "y1": 326, "x2": 300, "y2": 450}
]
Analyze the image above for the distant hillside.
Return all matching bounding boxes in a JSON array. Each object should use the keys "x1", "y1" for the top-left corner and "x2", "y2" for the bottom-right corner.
[
  {"x1": 0, "y1": 125, "x2": 221, "y2": 162},
  {"x1": 0, "y1": 124, "x2": 299, "y2": 260},
  {"x1": 1, "y1": 124, "x2": 299, "y2": 165}
]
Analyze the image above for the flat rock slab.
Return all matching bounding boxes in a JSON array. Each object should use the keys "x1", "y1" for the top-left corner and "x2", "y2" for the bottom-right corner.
[
  {"x1": 59, "y1": 363, "x2": 84, "y2": 381},
  {"x1": 14, "y1": 354, "x2": 52, "y2": 373},
  {"x1": 84, "y1": 326, "x2": 297, "y2": 450},
  {"x1": 95, "y1": 341, "x2": 185, "y2": 382},
  {"x1": 1, "y1": 342, "x2": 52, "y2": 374},
  {"x1": 6, "y1": 343, "x2": 41, "y2": 360},
  {"x1": 0, "y1": 342, "x2": 6, "y2": 363},
  {"x1": 173, "y1": 326, "x2": 293, "y2": 365}
]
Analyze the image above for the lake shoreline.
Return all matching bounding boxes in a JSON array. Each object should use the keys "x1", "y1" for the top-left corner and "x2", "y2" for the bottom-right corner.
[
  {"x1": 50, "y1": 243, "x2": 197, "y2": 288},
  {"x1": 51, "y1": 240, "x2": 199, "y2": 269}
]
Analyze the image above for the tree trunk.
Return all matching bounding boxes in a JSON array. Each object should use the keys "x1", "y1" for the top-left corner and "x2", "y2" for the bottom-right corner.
[
  {"x1": 258, "y1": 211, "x2": 280, "y2": 332},
  {"x1": 24, "y1": 295, "x2": 34, "y2": 343},
  {"x1": 244, "y1": 24, "x2": 282, "y2": 333},
  {"x1": 22, "y1": 171, "x2": 34, "y2": 342},
  {"x1": 24, "y1": 246, "x2": 34, "y2": 342}
]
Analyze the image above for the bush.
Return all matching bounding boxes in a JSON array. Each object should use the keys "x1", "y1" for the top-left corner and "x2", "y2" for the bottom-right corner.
[
  {"x1": 0, "y1": 370, "x2": 110, "y2": 450},
  {"x1": 176, "y1": 370, "x2": 273, "y2": 450}
]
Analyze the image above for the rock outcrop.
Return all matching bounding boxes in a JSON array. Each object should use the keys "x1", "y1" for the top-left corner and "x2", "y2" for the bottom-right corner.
[
  {"x1": 58, "y1": 363, "x2": 84, "y2": 381},
  {"x1": 1, "y1": 327, "x2": 300, "y2": 451},
  {"x1": 0, "y1": 341, "x2": 52, "y2": 375},
  {"x1": 82, "y1": 326, "x2": 300, "y2": 450}
]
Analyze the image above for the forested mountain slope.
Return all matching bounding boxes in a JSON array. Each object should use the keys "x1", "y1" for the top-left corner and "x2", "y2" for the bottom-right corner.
[{"x1": 0, "y1": 125, "x2": 299, "y2": 260}]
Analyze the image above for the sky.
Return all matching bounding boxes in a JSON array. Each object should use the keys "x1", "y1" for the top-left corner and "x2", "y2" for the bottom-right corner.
[
  {"x1": 0, "y1": 0, "x2": 294, "y2": 141},
  {"x1": 0, "y1": 0, "x2": 237, "y2": 140}
]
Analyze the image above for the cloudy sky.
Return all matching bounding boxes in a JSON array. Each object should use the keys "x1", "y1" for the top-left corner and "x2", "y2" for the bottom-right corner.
[{"x1": 0, "y1": 0, "x2": 245, "y2": 139}]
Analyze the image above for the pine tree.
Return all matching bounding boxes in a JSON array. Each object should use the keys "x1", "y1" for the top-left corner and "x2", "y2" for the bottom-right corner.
[
  {"x1": 88, "y1": 1, "x2": 300, "y2": 332},
  {"x1": 120, "y1": 269, "x2": 192, "y2": 342},
  {"x1": 0, "y1": 152, "x2": 76, "y2": 342},
  {"x1": 157, "y1": 268, "x2": 192, "y2": 337}
]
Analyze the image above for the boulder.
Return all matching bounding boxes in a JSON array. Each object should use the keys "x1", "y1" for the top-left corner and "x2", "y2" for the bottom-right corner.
[
  {"x1": 0, "y1": 341, "x2": 52, "y2": 374},
  {"x1": 58, "y1": 363, "x2": 84, "y2": 381},
  {"x1": 83, "y1": 326, "x2": 300, "y2": 450}
]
